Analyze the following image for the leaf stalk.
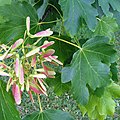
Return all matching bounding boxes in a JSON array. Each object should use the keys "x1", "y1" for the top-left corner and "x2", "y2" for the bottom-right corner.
[{"x1": 49, "y1": 36, "x2": 81, "y2": 49}]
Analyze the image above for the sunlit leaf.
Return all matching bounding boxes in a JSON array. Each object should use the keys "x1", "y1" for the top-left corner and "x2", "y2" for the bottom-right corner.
[
  {"x1": 107, "y1": 82, "x2": 120, "y2": 98},
  {"x1": 79, "y1": 91, "x2": 116, "y2": 120}
]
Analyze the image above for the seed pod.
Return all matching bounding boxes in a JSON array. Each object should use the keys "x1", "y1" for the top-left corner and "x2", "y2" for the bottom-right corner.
[
  {"x1": 26, "y1": 47, "x2": 40, "y2": 58},
  {"x1": 19, "y1": 62, "x2": 24, "y2": 85},
  {"x1": 11, "y1": 39, "x2": 23, "y2": 51},
  {"x1": 12, "y1": 84, "x2": 21, "y2": 105},
  {"x1": 33, "y1": 28, "x2": 53, "y2": 38}
]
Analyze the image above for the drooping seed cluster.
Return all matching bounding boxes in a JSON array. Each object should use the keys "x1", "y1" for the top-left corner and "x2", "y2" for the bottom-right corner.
[{"x1": 0, "y1": 16, "x2": 63, "y2": 104}]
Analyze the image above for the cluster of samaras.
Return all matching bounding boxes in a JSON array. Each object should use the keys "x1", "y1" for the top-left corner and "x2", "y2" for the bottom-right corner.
[{"x1": 0, "y1": 17, "x2": 62, "y2": 104}]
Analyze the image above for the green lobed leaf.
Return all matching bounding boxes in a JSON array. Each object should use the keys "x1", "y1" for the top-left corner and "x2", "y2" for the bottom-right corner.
[
  {"x1": 23, "y1": 109, "x2": 74, "y2": 120},
  {"x1": 79, "y1": 92, "x2": 116, "y2": 120},
  {"x1": 62, "y1": 36, "x2": 118, "y2": 105},
  {"x1": 94, "y1": 16, "x2": 118, "y2": 39},
  {"x1": 0, "y1": 1, "x2": 38, "y2": 44},
  {"x1": 97, "y1": 92, "x2": 115, "y2": 117},
  {"x1": 59, "y1": 0, "x2": 98, "y2": 36},
  {"x1": 107, "y1": 82, "x2": 120, "y2": 98},
  {"x1": 98, "y1": 0, "x2": 120, "y2": 17},
  {"x1": 79, "y1": 82, "x2": 120, "y2": 120},
  {"x1": 0, "y1": 80, "x2": 21, "y2": 120}
]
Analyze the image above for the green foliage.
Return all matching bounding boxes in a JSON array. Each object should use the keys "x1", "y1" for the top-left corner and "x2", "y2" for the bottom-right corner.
[
  {"x1": 49, "y1": 36, "x2": 76, "y2": 63},
  {"x1": 37, "y1": 0, "x2": 48, "y2": 19},
  {"x1": 59, "y1": 0, "x2": 98, "y2": 36},
  {"x1": 62, "y1": 36, "x2": 118, "y2": 105},
  {"x1": 23, "y1": 109, "x2": 74, "y2": 120},
  {"x1": 46, "y1": 73, "x2": 71, "y2": 96},
  {"x1": 110, "y1": 62, "x2": 118, "y2": 82},
  {"x1": 0, "y1": 0, "x2": 11, "y2": 6},
  {"x1": 79, "y1": 92, "x2": 116, "y2": 120},
  {"x1": 79, "y1": 82, "x2": 120, "y2": 120},
  {"x1": 107, "y1": 82, "x2": 120, "y2": 98},
  {"x1": 0, "y1": 80, "x2": 21, "y2": 120},
  {"x1": 94, "y1": 17, "x2": 118, "y2": 39},
  {"x1": 0, "y1": 1, "x2": 38, "y2": 44},
  {"x1": 0, "y1": 0, "x2": 120, "y2": 120},
  {"x1": 113, "y1": 11, "x2": 120, "y2": 27},
  {"x1": 98, "y1": 0, "x2": 120, "y2": 16}
]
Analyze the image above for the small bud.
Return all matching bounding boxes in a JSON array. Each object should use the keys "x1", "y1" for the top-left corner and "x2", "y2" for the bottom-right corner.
[
  {"x1": 49, "y1": 56, "x2": 63, "y2": 65},
  {"x1": 30, "y1": 80, "x2": 47, "y2": 96},
  {"x1": 6, "y1": 78, "x2": 12, "y2": 92},
  {"x1": 12, "y1": 84, "x2": 21, "y2": 105},
  {"x1": 48, "y1": 71, "x2": 56, "y2": 76},
  {"x1": 31, "y1": 55, "x2": 36, "y2": 67},
  {"x1": 26, "y1": 80, "x2": 30, "y2": 92},
  {"x1": 43, "y1": 49, "x2": 55, "y2": 58},
  {"x1": 21, "y1": 84, "x2": 24, "y2": 91},
  {"x1": 35, "y1": 68, "x2": 45, "y2": 72},
  {"x1": 0, "y1": 44, "x2": 8, "y2": 51},
  {"x1": 0, "y1": 47, "x2": 11, "y2": 60},
  {"x1": 26, "y1": 47, "x2": 40, "y2": 58},
  {"x1": 38, "y1": 78, "x2": 46, "y2": 92},
  {"x1": 28, "y1": 91, "x2": 34, "y2": 103},
  {"x1": 14, "y1": 58, "x2": 19, "y2": 77},
  {"x1": 33, "y1": 28, "x2": 53, "y2": 38},
  {"x1": 0, "y1": 62, "x2": 8, "y2": 69},
  {"x1": 40, "y1": 41, "x2": 54, "y2": 49},
  {"x1": 32, "y1": 74, "x2": 47, "y2": 79},
  {"x1": 5, "y1": 53, "x2": 13, "y2": 59},
  {"x1": 30, "y1": 85, "x2": 42, "y2": 94},
  {"x1": 11, "y1": 39, "x2": 23, "y2": 51},
  {"x1": 26, "y1": 16, "x2": 30, "y2": 32},
  {"x1": 44, "y1": 57, "x2": 52, "y2": 62},
  {"x1": 0, "y1": 70, "x2": 9, "y2": 76},
  {"x1": 19, "y1": 62, "x2": 24, "y2": 85}
]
